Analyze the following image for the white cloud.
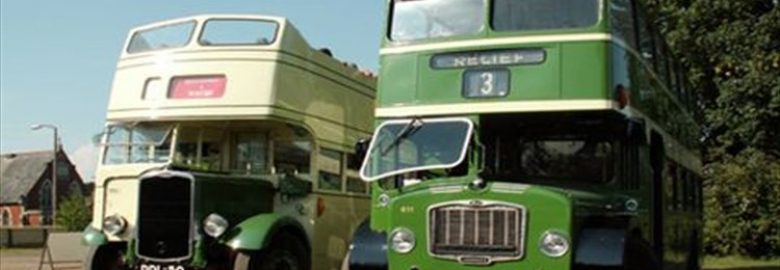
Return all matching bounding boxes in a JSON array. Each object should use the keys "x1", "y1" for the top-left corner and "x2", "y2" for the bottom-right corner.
[{"x1": 70, "y1": 143, "x2": 99, "y2": 183}]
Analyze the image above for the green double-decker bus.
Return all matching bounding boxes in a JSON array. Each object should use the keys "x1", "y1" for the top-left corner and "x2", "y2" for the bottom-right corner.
[{"x1": 348, "y1": 1, "x2": 703, "y2": 270}]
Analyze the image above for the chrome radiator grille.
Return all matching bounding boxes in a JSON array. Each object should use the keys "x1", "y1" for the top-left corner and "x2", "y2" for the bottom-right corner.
[{"x1": 429, "y1": 202, "x2": 525, "y2": 261}]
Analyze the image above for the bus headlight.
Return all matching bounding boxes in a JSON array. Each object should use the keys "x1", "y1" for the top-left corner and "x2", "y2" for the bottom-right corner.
[
  {"x1": 203, "y1": 213, "x2": 229, "y2": 238},
  {"x1": 390, "y1": 227, "x2": 415, "y2": 254},
  {"x1": 103, "y1": 215, "x2": 127, "y2": 236},
  {"x1": 539, "y1": 231, "x2": 570, "y2": 257}
]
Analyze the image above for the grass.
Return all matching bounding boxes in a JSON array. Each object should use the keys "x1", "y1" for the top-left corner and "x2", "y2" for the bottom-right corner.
[{"x1": 704, "y1": 256, "x2": 780, "y2": 269}]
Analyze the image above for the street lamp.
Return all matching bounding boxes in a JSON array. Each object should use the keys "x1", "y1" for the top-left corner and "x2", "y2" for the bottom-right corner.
[{"x1": 31, "y1": 124, "x2": 59, "y2": 226}]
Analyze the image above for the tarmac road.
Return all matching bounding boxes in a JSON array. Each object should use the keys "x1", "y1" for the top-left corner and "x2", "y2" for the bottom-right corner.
[
  {"x1": 1, "y1": 248, "x2": 777, "y2": 270},
  {"x1": 0, "y1": 248, "x2": 81, "y2": 270}
]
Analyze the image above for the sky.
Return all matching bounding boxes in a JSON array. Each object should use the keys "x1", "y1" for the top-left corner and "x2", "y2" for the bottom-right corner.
[{"x1": 0, "y1": 0, "x2": 384, "y2": 181}]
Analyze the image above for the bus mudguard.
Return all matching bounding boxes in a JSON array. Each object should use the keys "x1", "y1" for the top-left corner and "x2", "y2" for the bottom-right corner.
[
  {"x1": 574, "y1": 228, "x2": 626, "y2": 267},
  {"x1": 348, "y1": 218, "x2": 388, "y2": 270},
  {"x1": 222, "y1": 213, "x2": 308, "y2": 251},
  {"x1": 82, "y1": 226, "x2": 108, "y2": 246}
]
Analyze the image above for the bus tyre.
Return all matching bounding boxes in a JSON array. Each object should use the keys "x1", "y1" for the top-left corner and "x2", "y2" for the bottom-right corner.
[
  {"x1": 623, "y1": 234, "x2": 660, "y2": 270},
  {"x1": 233, "y1": 232, "x2": 309, "y2": 270},
  {"x1": 84, "y1": 244, "x2": 125, "y2": 270}
]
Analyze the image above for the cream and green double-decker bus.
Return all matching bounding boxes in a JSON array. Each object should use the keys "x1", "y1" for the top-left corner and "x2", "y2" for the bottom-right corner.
[
  {"x1": 348, "y1": 1, "x2": 703, "y2": 270},
  {"x1": 82, "y1": 14, "x2": 375, "y2": 270}
]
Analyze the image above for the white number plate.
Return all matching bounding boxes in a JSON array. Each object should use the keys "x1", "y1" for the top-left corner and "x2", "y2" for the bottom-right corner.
[{"x1": 139, "y1": 264, "x2": 186, "y2": 270}]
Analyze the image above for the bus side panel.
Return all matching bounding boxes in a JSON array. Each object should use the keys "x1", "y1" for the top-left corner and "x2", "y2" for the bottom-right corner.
[{"x1": 561, "y1": 42, "x2": 609, "y2": 99}]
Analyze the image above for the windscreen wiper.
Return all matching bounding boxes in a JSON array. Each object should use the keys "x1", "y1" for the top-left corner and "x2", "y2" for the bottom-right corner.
[{"x1": 381, "y1": 118, "x2": 423, "y2": 156}]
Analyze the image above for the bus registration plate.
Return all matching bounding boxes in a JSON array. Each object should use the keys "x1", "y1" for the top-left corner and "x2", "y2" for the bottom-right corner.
[
  {"x1": 138, "y1": 263, "x2": 187, "y2": 270},
  {"x1": 462, "y1": 69, "x2": 510, "y2": 98}
]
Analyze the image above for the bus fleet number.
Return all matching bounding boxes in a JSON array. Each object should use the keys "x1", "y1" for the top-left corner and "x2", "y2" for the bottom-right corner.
[{"x1": 463, "y1": 69, "x2": 509, "y2": 98}]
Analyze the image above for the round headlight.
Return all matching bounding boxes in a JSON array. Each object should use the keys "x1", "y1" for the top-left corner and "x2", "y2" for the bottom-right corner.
[
  {"x1": 539, "y1": 231, "x2": 570, "y2": 257},
  {"x1": 203, "y1": 213, "x2": 229, "y2": 238},
  {"x1": 103, "y1": 215, "x2": 127, "y2": 236},
  {"x1": 389, "y1": 227, "x2": 415, "y2": 254}
]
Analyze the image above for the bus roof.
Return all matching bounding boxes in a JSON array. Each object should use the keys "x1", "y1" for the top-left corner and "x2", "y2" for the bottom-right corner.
[{"x1": 105, "y1": 14, "x2": 376, "y2": 149}]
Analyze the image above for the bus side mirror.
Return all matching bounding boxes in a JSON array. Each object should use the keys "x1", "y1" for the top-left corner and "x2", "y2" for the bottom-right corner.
[{"x1": 354, "y1": 138, "x2": 371, "y2": 164}]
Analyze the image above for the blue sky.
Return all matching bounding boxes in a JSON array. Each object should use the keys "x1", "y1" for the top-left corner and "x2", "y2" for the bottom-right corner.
[{"x1": 1, "y1": 1, "x2": 384, "y2": 180}]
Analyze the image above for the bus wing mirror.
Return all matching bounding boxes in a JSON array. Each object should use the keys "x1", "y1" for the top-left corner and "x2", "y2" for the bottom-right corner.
[{"x1": 354, "y1": 138, "x2": 371, "y2": 165}]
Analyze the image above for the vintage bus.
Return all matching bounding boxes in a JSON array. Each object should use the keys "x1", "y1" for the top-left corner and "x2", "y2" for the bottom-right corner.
[
  {"x1": 81, "y1": 14, "x2": 376, "y2": 270},
  {"x1": 348, "y1": 1, "x2": 703, "y2": 270}
]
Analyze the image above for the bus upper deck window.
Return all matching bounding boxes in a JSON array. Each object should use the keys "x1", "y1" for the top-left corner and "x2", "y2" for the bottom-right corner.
[
  {"x1": 127, "y1": 21, "x2": 196, "y2": 54},
  {"x1": 199, "y1": 19, "x2": 278, "y2": 46},
  {"x1": 390, "y1": 0, "x2": 484, "y2": 42},
  {"x1": 492, "y1": 0, "x2": 600, "y2": 31}
]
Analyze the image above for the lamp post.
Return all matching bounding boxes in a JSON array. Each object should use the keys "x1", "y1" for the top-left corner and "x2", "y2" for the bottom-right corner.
[{"x1": 31, "y1": 124, "x2": 59, "y2": 225}]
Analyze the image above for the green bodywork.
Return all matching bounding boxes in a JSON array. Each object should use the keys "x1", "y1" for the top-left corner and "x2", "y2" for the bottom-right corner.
[
  {"x1": 223, "y1": 213, "x2": 305, "y2": 250},
  {"x1": 370, "y1": 173, "x2": 641, "y2": 270},
  {"x1": 379, "y1": 41, "x2": 610, "y2": 106},
  {"x1": 95, "y1": 169, "x2": 300, "y2": 268},
  {"x1": 190, "y1": 172, "x2": 276, "y2": 227},
  {"x1": 82, "y1": 226, "x2": 108, "y2": 246}
]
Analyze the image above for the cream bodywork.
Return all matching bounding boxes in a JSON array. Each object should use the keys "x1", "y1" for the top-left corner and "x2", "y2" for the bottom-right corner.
[{"x1": 93, "y1": 14, "x2": 374, "y2": 269}]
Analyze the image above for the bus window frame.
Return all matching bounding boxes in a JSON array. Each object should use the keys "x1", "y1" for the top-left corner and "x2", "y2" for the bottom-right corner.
[
  {"x1": 317, "y1": 148, "x2": 345, "y2": 192},
  {"x1": 126, "y1": 20, "x2": 198, "y2": 54},
  {"x1": 359, "y1": 117, "x2": 475, "y2": 182},
  {"x1": 197, "y1": 18, "x2": 280, "y2": 47},
  {"x1": 385, "y1": 0, "x2": 488, "y2": 43},
  {"x1": 488, "y1": 0, "x2": 604, "y2": 33}
]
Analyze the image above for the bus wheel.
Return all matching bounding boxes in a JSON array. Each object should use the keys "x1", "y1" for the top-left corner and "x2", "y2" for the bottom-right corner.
[
  {"x1": 233, "y1": 232, "x2": 309, "y2": 270},
  {"x1": 623, "y1": 234, "x2": 660, "y2": 270},
  {"x1": 84, "y1": 244, "x2": 126, "y2": 270}
]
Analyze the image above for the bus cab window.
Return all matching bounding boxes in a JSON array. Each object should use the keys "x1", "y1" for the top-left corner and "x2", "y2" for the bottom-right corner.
[
  {"x1": 174, "y1": 127, "x2": 225, "y2": 171},
  {"x1": 233, "y1": 132, "x2": 268, "y2": 174},
  {"x1": 103, "y1": 124, "x2": 173, "y2": 165},
  {"x1": 273, "y1": 133, "x2": 312, "y2": 175}
]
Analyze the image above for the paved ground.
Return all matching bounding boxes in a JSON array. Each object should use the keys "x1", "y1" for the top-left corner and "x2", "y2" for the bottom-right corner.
[
  {"x1": 1, "y1": 248, "x2": 777, "y2": 270},
  {"x1": 0, "y1": 248, "x2": 81, "y2": 270}
]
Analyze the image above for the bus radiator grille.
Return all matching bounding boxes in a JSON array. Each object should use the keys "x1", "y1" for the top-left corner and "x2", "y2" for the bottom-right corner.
[
  {"x1": 137, "y1": 175, "x2": 192, "y2": 260},
  {"x1": 429, "y1": 202, "x2": 524, "y2": 261}
]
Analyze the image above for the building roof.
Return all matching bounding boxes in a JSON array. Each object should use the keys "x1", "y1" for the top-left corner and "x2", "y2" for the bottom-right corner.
[{"x1": 0, "y1": 150, "x2": 53, "y2": 204}]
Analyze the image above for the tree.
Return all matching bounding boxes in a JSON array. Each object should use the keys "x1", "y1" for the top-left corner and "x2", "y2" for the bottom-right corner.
[
  {"x1": 56, "y1": 194, "x2": 92, "y2": 231},
  {"x1": 643, "y1": 0, "x2": 780, "y2": 257}
]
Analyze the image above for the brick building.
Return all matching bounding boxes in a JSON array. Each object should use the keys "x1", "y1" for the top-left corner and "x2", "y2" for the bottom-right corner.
[{"x1": 0, "y1": 150, "x2": 86, "y2": 227}]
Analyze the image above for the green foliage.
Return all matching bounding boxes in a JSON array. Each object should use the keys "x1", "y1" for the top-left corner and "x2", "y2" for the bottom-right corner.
[
  {"x1": 643, "y1": 0, "x2": 780, "y2": 257},
  {"x1": 56, "y1": 194, "x2": 92, "y2": 232},
  {"x1": 704, "y1": 151, "x2": 780, "y2": 256}
]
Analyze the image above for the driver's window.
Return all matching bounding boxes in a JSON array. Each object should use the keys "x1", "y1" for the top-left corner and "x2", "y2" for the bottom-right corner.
[
  {"x1": 272, "y1": 127, "x2": 312, "y2": 175},
  {"x1": 232, "y1": 132, "x2": 268, "y2": 174},
  {"x1": 377, "y1": 135, "x2": 419, "y2": 174},
  {"x1": 174, "y1": 126, "x2": 225, "y2": 171}
]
